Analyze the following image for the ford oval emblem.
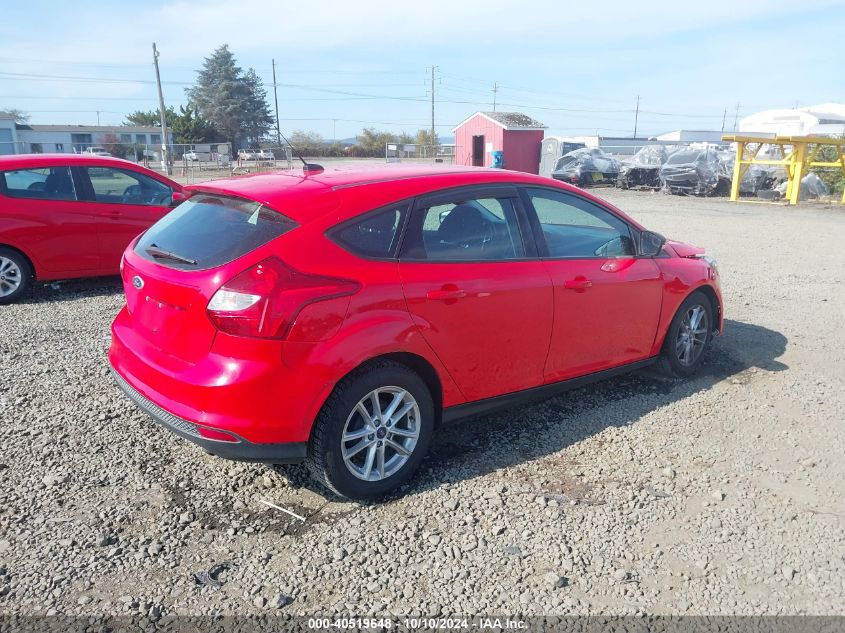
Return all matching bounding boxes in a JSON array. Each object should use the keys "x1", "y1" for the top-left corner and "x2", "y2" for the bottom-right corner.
[{"x1": 132, "y1": 275, "x2": 144, "y2": 290}]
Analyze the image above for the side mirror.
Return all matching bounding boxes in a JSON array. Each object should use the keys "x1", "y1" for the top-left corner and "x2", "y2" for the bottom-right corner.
[
  {"x1": 171, "y1": 190, "x2": 188, "y2": 206},
  {"x1": 639, "y1": 230, "x2": 666, "y2": 257}
]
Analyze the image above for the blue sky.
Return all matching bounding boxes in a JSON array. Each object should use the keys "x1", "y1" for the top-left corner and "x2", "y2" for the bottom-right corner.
[{"x1": 0, "y1": 0, "x2": 843, "y2": 140}]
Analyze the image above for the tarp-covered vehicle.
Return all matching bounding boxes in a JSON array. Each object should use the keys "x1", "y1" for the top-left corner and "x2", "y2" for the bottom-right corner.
[
  {"x1": 760, "y1": 172, "x2": 831, "y2": 201},
  {"x1": 617, "y1": 145, "x2": 668, "y2": 190},
  {"x1": 717, "y1": 151, "x2": 785, "y2": 196},
  {"x1": 552, "y1": 148, "x2": 621, "y2": 187},
  {"x1": 659, "y1": 149, "x2": 731, "y2": 196}
]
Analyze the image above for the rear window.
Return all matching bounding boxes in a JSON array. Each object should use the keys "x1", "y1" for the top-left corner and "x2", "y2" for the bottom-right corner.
[{"x1": 135, "y1": 193, "x2": 297, "y2": 270}]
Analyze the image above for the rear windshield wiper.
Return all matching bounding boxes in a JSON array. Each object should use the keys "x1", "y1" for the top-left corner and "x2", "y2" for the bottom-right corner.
[{"x1": 145, "y1": 244, "x2": 197, "y2": 265}]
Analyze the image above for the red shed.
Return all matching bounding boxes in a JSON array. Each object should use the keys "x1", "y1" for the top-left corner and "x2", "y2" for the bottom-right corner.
[{"x1": 452, "y1": 111, "x2": 546, "y2": 174}]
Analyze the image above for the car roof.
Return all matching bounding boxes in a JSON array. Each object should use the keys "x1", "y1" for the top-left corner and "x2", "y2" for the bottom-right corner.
[
  {"x1": 185, "y1": 164, "x2": 644, "y2": 229},
  {"x1": 0, "y1": 153, "x2": 139, "y2": 168},
  {"x1": 0, "y1": 153, "x2": 181, "y2": 186}
]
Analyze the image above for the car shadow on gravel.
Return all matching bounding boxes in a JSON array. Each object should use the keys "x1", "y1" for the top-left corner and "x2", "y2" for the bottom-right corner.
[
  {"x1": 16, "y1": 277, "x2": 124, "y2": 304},
  {"x1": 274, "y1": 318, "x2": 786, "y2": 504},
  {"x1": 396, "y1": 318, "x2": 788, "y2": 498}
]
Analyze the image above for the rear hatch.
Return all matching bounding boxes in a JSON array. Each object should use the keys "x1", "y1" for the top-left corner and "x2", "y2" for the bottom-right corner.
[{"x1": 121, "y1": 192, "x2": 297, "y2": 363}]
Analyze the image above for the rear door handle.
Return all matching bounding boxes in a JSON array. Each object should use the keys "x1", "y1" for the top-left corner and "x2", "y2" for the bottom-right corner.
[
  {"x1": 563, "y1": 278, "x2": 593, "y2": 291},
  {"x1": 426, "y1": 288, "x2": 468, "y2": 300}
]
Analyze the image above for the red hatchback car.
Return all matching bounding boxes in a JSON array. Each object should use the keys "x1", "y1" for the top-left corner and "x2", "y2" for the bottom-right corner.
[
  {"x1": 0, "y1": 154, "x2": 184, "y2": 303},
  {"x1": 109, "y1": 165, "x2": 722, "y2": 500}
]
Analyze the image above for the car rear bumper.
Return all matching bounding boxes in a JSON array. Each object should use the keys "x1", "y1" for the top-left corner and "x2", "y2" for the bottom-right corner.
[
  {"x1": 110, "y1": 367, "x2": 307, "y2": 463},
  {"x1": 108, "y1": 305, "x2": 332, "y2": 455}
]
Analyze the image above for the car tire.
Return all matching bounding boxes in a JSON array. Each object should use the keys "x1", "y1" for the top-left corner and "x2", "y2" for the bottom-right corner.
[
  {"x1": 307, "y1": 360, "x2": 435, "y2": 501},
  {"x1": 0, "y1": 247, "x2": 32, "y2": 305},
  {"x1": 657, "y1": 290, "x2": 714, "y2": 378}
]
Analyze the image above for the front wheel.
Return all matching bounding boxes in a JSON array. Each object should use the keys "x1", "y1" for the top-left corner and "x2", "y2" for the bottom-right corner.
[
  {"x1": 658, "y1": 291, "x2": 714, "y2": 377},
  {"x1": 307, "y1": 361, "x2": 434, "y2": 500}
]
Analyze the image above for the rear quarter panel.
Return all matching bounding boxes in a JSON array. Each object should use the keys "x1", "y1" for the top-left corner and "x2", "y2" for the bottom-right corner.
[{"x1": 273, "y1": 220, "x2": 465, "y2": 425}]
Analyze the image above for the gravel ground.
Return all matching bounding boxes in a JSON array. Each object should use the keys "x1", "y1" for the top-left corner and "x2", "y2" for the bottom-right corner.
[{"x1": 1, "y1": 189, "x2": 844, "y2": 618}]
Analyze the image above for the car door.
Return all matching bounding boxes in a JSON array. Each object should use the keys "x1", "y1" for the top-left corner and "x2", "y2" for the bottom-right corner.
[
  {"x1": 398, "y1": 186, "x2": 553, "y2": 402},
  {"x1": 0, "y1": 165, "x2": 100, "y2": 274},
  {"x1": 522, "y1": 187, "x2": 663, "y2": 383},
  {"x1": 79, "y1": 166, "x2": 175, "y2": 272}
]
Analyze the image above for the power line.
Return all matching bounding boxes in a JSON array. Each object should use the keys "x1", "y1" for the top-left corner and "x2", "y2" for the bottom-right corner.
[{"x1": 0, "y1": 69, "x2": 730, "y2": 120}]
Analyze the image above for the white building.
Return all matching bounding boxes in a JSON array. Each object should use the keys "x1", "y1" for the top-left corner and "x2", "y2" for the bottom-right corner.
[
  {"x1": 6, "y1": 124, "x2": 173, "y2": 154},
  {"x1": 655, "y1": 130, "x2": 727, "y2": 143},
  {"x1": 739, "y1": 105, "x2": 845, "y2": 137},
  {"x1": 552, "y1": 136, "x2": 658, "y2": 156},
  {"x1": 0, "y1": 113, "x2": 21, "y2": 155}
]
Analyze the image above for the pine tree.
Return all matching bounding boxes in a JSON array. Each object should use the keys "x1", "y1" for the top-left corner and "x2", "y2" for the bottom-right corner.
[
  {"x1": 185, "y1": 45, "x2": 273, "y2": 148},
  {"x1": 241, "y1": 68, "x2": 274, "y2": 146}
]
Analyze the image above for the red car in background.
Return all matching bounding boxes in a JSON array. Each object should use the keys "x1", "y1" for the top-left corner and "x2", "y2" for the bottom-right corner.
[
  {"x1": 0, "y1": 154, "x2": 184, "y2": 303},
  {"x1": 109, "y1": 165, "x2": 723, "y2": 500}
]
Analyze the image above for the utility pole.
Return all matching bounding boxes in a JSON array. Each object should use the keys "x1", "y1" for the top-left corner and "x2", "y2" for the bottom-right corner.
[
  {"x1": 271, "y1": 59, "x2": 282, "y2": 147},
  {"x1": 151, "y1": 43, "x2": 171, "y2": 175},
  {"x1": 633, "y1": 95, "x2": 640, "y2": 138},
  {"x1": 492, "y1": 82, "x2": 498, "y2": 112},
  {"x1": 721, "y1": 107, "x2": 727, "y2": 133},
  {"x1": 430, "y1": 65, "x2": 436, "y2": 146},
  {"x1": 332, "y1": 119, "x2": 337, "y2": 141},
  {"x1": 96, "y1": 110, "x2": 100, "y2": 126},
  {"x1": 732, "y1": 103, "x2": 740, "y2": 132}
]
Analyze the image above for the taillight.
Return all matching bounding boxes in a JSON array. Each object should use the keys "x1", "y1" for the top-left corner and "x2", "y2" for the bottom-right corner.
[{"x1": 206, "y1": 257, "x2": 359, "y2": 339}]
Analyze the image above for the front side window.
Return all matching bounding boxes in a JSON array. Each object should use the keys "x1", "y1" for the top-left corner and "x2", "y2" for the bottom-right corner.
[
  {"x1": 402, "y1": 195, "x2": 524, "y2": 261},
  {"x1": 0, "y1": 167, "x2": 77, "y2": 201},
  {"x1": 85, "y1": 167, "x2": 171, "y2": 206},
  {"x1": 526, "y1": 188, "x2": 634, "y2": 258},
  {"x1": 330, "y1": 205, "x2": 406, "y2": 259}
]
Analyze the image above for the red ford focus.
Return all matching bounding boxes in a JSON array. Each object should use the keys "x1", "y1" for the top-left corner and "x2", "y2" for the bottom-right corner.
[
  {"x1": 0, "y1": 154, "x2": 184, "y2": 303},
  {"x1": 109, "y1": 165, "x2": 722, "y2": 500}
]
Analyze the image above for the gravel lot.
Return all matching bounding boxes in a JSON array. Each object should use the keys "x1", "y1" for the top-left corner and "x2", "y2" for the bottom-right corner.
[{"x1": 1, "y1": 189, "x2": 844, "y2": 618}]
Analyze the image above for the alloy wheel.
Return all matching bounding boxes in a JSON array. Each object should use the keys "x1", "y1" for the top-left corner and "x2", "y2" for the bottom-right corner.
[
  {"x1": 341, "y1": 387, "x2": 421, "y2": 482},
  {"x1": 675, "y1": 304, "x2": 709, "y2": 366},
  {"x1": 0, "y1": 257, "x2": 22, "y2": 298}
]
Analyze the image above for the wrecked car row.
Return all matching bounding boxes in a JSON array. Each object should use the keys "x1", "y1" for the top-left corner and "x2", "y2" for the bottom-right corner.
[{"x1": 551, "y1": 144, "x2": 830, "y2": 199}]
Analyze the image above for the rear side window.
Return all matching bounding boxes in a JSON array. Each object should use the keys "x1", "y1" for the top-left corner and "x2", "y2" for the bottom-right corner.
[
  {"x1": 1, "y1": 167, "x2": 77, "y2": 201},
  {"x1": 329, "y1": 205, "x2": 407, "y2": 259},
  {"x1": 135, "y1": 193, "x2": 297, "y2": 270},
  {"x1": 402, "y1": 196, "x2": 525, "y2": 261}
]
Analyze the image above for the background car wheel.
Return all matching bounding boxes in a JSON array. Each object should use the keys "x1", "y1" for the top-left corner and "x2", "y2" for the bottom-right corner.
[
  {"x1": 307, "y1": 360, "x2": 434, "y2": 501},
  {"x1": 0, "y1": 247, "x2": 32, "y2": 305},
  {"x1": 657, "y1": 290, "x2": 714, "y2": 378}
]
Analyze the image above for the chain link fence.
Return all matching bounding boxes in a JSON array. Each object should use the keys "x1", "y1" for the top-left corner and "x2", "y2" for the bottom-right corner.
[
  {"x1": 385, "y1": 143, "x2": 455, "y2": 164},
  {"x1": 0, "y1": 141, "x2": 304, "y2": 184}
]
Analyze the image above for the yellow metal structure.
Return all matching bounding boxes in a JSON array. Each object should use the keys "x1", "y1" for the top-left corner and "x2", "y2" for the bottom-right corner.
[{"x1": 722, "y1": 135, "x2": 845, "y2": 205}]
